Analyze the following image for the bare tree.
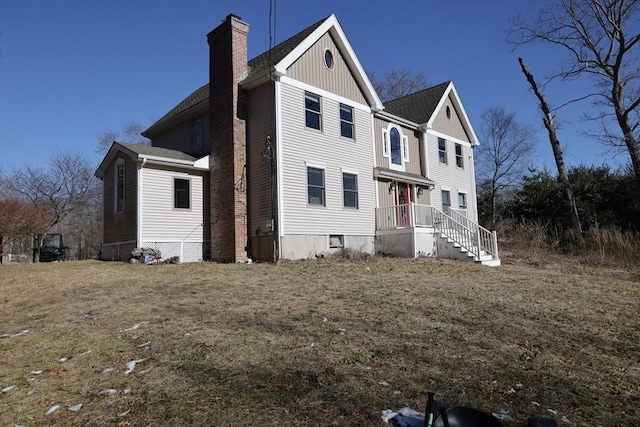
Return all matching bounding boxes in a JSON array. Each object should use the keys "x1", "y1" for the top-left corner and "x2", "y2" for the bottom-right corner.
[
  {"x1": 96, "y1": 120, "x2": 150, "y2": 153},
  {"x1": 368, "y1": 68, "x2": 429, "y2": 102},
  {"x1": 519, "y1": 57, "x2": 586, "y2": 249},
  {"x1": 1, "y1": 151, "x2": 102, "y2": 260},
  {"x1": 509, "y1": 0, "x2": 640, "y2": 188},
  {"x1": 476, "y1": 107, "x2": 538, "y2": 228},
  {"x1": 1, "y1": 151, "x2": 98, "y2": 229}
]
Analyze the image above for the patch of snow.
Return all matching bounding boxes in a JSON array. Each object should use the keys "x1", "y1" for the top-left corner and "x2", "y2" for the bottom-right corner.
[
  {"x1": 139, "y1": 365, "x2": 153, "y2": 375},
  {"x1": 137, "y1": 341, "x2": 151, "y2": 348},
  {"x1": 46, "y1": 404, "x2": 60, "y2": 415},
  {"x1": 78, "y1": 350, "x2": 92, "y2": 356},
  {"x1": 323, "y1": 317, "x2": 328, "y2": 322},
  {"x1": 125, "y1": 358, "x2": 148, "y2": 375},
  {"x1": 31, "y1": 370, "x2": 43, "y2": 375},
  {"x1": 119, "y1": 322, "x2": 147, "y2": 333},
  {"x1": 123, "y1": 387, "x2": 132, "y2": 394},
  {"x1": 382, "y1": 407, "x2": 425, "y2": 424},
  {"x1": 548, "y1": 409, "x2": 558, "y2": 415},
  {"x1": 309, "y1": 342, "x2": 315, "y2": 348},
  {"x1": 562, "y1": 415, "x2": 571, "y2": 423},
  {"x1": 68, "y1": 403, "x2": 82, "y2": 412},
  {"x1": 2, "y1": 385, "x2": 15, "y2": 393},
  {"x1": 27, "y1": 387, "x2": 37, "y2": 396},
  {"x1": 118, "y1": 409, "x2": 131, "y2": 418},
  {"x1": 493, "y1": 409, "x2": 513, "y2": 421},
  {"x1": 338, "y1": 328, "x2": 346, "y2": 335},
  {"x1": 99, "y1": 388, "x2": 117, "y2": 395},
  {"x1": 515, "y1": 383, "x2": 523, "y2": 388},
  {"x1": 101, "y1": 367, "x2": 114, "y2": 374},
  {"x1": 58, "y1": 357, "x2": 68, "y2": 363},
  {"x1": 119, "y1": 323, "x2": 139, "y2": 332},
  {"x1": 378, "y1": 381, "x2": 390, "y2": 387},
  {"x1": 398, "y1": 407, "x2": 424, "y2": 418},
  {"x1": 381, "y1": 409, "x2": 399, "y2": 423},
  {"x1": 27, "y1": 378, "x2": 35, "y2": 382},
  {"x1": 507, "y1": 388, "x2": 517, "y2": 394},
  {"x1": 10, "y1": 330, "x2": 29, "y2": 338},
  {"x1": 531, "y1": 401, "x2": 540, "y2": 406},
  {"x1": 393, "y1": 390, "x2": 401, "y2": 395}
]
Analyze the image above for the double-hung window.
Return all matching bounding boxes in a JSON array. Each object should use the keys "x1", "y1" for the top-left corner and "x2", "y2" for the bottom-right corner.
[
  {"x1": 305, "y1": 92, "x2": 321, "y2": 130},
  {"x1": 458, "y1": 192, "x2": 467, "y2": 210},
  {"x1": 307, "y1": 167, "x2": 325, "y2": 206},
  {"x1": 115, "y1": 160, "x2": 125, "y2": 213},
  {"x1": 343, "y1": 173, "x2": 358, "y2": 208},
  {"x1": 455, "y1": 143, "x2": 464, "y2": 168},
  {"x1": 438, "y1": 138, "x2": 447, "y2": 164},
  {"x1": 340, "y1": 104, "x2": 354, "y2": 139},
  {"x1": 174, "y1": 178, "x2": 190, "y2": 209},
  {"x1": 442, "y1": 189, "x2": 451, "y2": 214}
]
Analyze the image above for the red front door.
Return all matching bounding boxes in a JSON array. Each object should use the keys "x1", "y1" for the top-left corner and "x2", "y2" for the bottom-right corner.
[{"x1": 395, "y1": 182, "x2": 412, "y2": 227}]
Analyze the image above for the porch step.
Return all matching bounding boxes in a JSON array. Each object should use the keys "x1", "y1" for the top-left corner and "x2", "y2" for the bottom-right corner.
[{"x1": 437, "y1": 232, "x2": 501, "y2": 266}]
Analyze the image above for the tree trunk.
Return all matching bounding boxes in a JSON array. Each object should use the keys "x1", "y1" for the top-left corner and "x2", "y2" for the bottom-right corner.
[
  {"x1": 518, "y1": 57, "x2": 586, "y2": 249},
  {"x1": 612, "y1": 80, "x2": 640, "y2": 190}
]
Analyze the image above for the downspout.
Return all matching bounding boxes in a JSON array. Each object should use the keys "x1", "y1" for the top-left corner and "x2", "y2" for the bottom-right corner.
[
  {"x1": 137, "y1": 157, "x2": 147, "y2": 248},
  {"x1": 274, "y1": 77, "x2": 285, "y2": 261},
  {"x1": 419, "y1": 125, "x2": 430, "y2": 179}
]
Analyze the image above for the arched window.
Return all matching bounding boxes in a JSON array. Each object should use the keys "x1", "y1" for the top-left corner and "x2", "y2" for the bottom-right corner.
[{"x1": 390, "y1": 128, "x2": 401, "y2": 165}]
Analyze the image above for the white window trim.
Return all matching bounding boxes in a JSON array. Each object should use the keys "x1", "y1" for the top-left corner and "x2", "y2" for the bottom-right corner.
[
  {"x1": 457, "y1": 190, "x2": 468, "y2": 209},
  {"x1": 305, "y1": 163, "x2": 326, "y2": 207},
  {"x1": 340, "y1": 103, "x2": 355, "y2": 140},
  {"x1": 382, "y1": 129, "x2": 389, "y2": 156},
  {"x1": 383, "y1": 124, "x2": 409, "y2": 171},
  {"x1": 304, "y1": 91, "x2": 322, "y2": 131},
  {"x1": 342, "y1": 171, "x2": 359, "y2": 209},
  {"x1": 441, "y1": 188, "x2": 452, "y2": 213},
  {"x1": 402, "y1": 135, "x2": 409, "y2": 163},
  {"x1": 455, "y1": 143, "x2": 464, "y2": 169},
  {"x1": 438, "y1": 137, "x2": 448, "y2": 165}
]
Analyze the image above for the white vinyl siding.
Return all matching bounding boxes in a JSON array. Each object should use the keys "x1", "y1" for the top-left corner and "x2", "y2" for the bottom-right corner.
[
  {"x1": 140, "y1": 167, "x2": 205, "y2": 242},
  {"x1": 279, "y1": 82, "x2": 375, "y2": 235},
  {"x1": 426, "y1": 131, "x2": 477, "y2": 222}
]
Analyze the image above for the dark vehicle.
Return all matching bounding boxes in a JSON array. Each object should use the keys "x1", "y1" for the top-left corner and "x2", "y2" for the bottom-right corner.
[{"x1": 39, "y1": 234, "x2": 66, "y2": 262}]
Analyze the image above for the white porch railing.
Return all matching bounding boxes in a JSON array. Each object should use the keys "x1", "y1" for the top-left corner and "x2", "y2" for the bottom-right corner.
[{"x1": 375, "y1": 203, "x2": 499, "y2": 261}]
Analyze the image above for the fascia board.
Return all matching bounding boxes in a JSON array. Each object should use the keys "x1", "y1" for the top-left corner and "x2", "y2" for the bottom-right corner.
[
  {"x1": 95, "y1": 142, "x2": 138, "y2": 178},
  {"x1": 376, "y1": 110, "x2": 420, "y2": 129},
  {"x1": 426, "y1": 82, "x2": 479, "y2": 146}
]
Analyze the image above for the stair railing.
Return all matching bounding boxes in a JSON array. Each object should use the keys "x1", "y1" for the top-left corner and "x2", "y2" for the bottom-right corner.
[{"x1": 431, "y1": 206, "x2": 498, "y2": 261}]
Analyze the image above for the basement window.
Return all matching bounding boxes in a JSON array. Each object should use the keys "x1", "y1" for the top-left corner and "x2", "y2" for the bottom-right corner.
[{"x1": 329, "y1": 235, "x2": 344, "y2": 248}]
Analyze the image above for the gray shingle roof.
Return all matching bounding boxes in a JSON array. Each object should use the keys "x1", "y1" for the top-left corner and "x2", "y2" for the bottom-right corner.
[
  {"x1": 143, "y1": 84, "x2": 209, "y2": 137},
  {"x1": 383, "y1": 81, "x2": 451, "y2": 124},
  {"x1": 143, "y1": 16, "x2": 330, "y2": 137},
  {"x1": 116, "y1": 142, "x2": 198, "y2": 162},
  {"x1": 247, "y1": 15, "x2": 328, "y2": 76}
]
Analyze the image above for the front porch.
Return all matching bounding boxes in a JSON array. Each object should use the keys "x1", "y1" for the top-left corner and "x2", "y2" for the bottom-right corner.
[{"x1": 375, "y1": 204, "x2": 500, "y2": 266}]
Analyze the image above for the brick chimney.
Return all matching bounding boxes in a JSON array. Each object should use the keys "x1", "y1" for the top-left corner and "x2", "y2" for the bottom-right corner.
[{"x1": 207, "y1": 14, "x2": 249, "y2": 262}]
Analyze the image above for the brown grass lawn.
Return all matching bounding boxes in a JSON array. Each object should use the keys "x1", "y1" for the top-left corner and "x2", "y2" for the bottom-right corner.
[{"x1": 1, "y1": 256, "x2": 638, "y2": 426}]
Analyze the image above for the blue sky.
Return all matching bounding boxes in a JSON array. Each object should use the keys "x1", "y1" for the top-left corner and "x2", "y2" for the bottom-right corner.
[{"x1": 0, "y1": 0, "x2": 624, "y2": 172}]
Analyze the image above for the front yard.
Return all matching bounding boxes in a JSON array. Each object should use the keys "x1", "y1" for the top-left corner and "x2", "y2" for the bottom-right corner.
[{"x1": 1, "y1": 257, "x2": 638, "y2": 426}]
